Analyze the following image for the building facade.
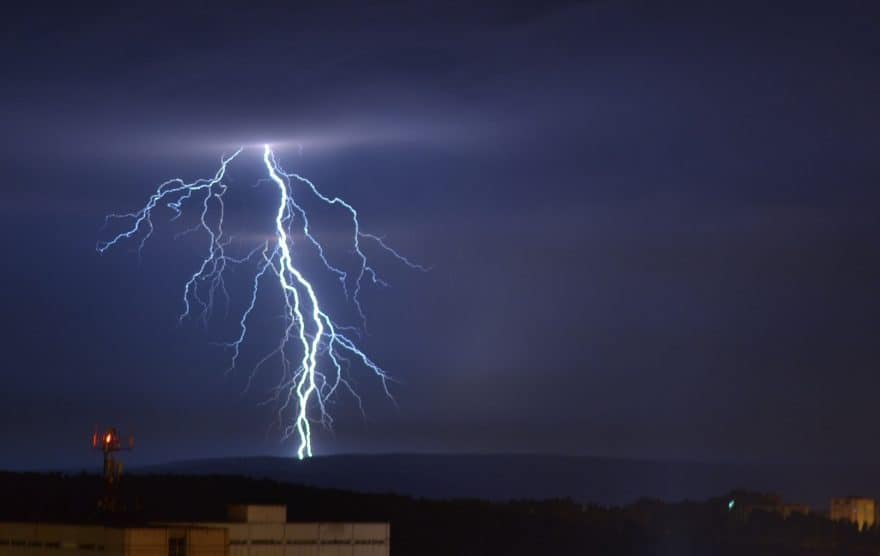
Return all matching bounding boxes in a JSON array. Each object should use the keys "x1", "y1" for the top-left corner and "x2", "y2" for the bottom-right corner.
[
  {"x1": 0, "y1": 524, "x2": 226, "y2": 556},
  {"x1": 0, "y1": 506, "x2": 389, "y2": 556},
  {"x1": 178, "y1": 505, "x2": 390, "y2": 556}
]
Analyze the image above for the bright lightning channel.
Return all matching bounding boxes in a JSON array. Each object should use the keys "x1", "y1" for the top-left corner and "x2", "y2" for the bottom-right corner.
[{"x1": 98, "y1": 145, "x2": 425, "y2": 459}]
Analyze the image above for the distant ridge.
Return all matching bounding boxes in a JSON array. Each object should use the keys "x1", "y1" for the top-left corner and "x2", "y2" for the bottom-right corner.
[{"x1": 139, "y1": 454, "x2": 880, "y2": 508}]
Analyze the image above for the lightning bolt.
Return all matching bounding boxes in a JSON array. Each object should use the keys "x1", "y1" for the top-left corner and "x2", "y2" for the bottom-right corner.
[{"x1": 98, "y1": 145, "x2": 424, "y2": 459}]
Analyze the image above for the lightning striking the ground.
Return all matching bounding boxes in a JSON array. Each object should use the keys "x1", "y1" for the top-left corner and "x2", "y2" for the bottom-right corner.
[{"x1": 98, "y1": 145, "x2": 424, "y2": 459}]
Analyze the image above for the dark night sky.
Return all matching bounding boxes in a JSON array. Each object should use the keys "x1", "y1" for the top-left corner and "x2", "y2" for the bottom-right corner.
[{"x1": 1, "y1": 1, "x2": 878, "y2": 469}]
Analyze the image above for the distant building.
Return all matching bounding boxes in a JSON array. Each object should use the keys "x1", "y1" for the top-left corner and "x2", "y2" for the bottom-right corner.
[
  {"x1": 727, "y1": 491, "x2": 811, "y2": 522},
  {"x1": 830, "y1": 497, "x2": 875, "y2": 530},
  {"x1": 0, "y1": 505, "x2": 390, "y2": 556},
  {"x1": 781, "y1": 504, "x2": 810, "y2": 518}
]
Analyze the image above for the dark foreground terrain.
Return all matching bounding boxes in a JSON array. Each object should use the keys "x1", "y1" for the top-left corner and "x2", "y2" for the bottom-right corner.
[
  {"x1": 143, "y1": 454, "x2": 880, "y2": 508},
  {"x1": 2, "y1": 472, "x2": 879, "y2": 555}
]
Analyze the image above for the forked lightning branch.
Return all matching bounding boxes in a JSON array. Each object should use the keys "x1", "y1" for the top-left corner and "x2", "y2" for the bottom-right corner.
[{"x1": 98, "y1": 145, "x2": 425, "y2": 459}]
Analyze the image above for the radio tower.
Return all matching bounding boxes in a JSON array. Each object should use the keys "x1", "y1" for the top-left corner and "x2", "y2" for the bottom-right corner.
[{"x1": 91, "y1": 427, "x2": 134, "y2": 513}]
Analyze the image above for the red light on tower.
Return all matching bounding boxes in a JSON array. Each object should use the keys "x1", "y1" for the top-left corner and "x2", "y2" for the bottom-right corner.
[{"x1": 91, "y1": 426, "x2": 133, "y2": 514}]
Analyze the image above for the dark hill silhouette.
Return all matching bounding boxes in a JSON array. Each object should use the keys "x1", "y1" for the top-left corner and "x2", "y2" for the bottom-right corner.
[{"x1": 140, "y1": 454, "x2": 880, "y2": 508}]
